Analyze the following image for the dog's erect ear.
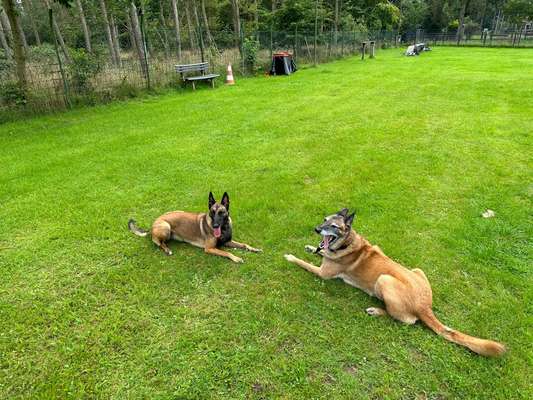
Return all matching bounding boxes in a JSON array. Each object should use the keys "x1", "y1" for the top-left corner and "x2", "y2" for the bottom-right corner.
[
  {"x1": 344, "y1": 212, "x2": 356, "y2": 227},
  {"x1": 337, "y1": 208, "x2": 349, "y2": 217},
  {"x1": 208, "y1": 192, "x2": 216, "y2": 209},
  {"x1": 221, "y1": 192, "x2": 230, "y2": 211}
]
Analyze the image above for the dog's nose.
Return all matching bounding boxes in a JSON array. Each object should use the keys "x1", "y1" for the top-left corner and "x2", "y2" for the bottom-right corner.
[{"x1": 315, "y1": 226, "x2": 321, "y2": 233}]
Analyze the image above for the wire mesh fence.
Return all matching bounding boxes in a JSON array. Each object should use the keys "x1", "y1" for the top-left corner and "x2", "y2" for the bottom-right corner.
[
  {"x1": 405, "y1": 28, "x2": 533, "y2": 48},
  {"x1": 0, "y1": 28, "x2": 399, "y2": 121}
]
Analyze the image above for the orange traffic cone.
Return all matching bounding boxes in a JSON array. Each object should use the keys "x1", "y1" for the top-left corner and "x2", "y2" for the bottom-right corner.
[{"x1": 225, "y1": 64, "x2": 235, "y2": 85}]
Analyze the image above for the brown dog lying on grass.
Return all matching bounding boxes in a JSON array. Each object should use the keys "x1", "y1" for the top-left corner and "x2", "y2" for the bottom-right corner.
[
  {"x1": 129, "y1": 192, "x2": 261, "y2": 263},
  {"x1": 284, "y1": 208, "x2": 506, "y2": 357}
]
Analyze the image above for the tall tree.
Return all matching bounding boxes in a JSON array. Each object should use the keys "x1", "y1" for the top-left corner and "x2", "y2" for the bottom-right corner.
[
  {"x1": 24, "y1": 0, "x2": 41, "y2": 45},
  {"x1": 158, "y1": 0, "x2": 170, "y2": 56},
  {"x1": 200, "y1": 0, "x2": 215, "y2": 48},
  {"x1": 170, "y1": 0, "x2": 181, "y2": 58},
  {"x1": 109, "y1": 14, "x2": 121, "y2": 65},
  {"x1": 0, "y1": 13, "x2": 12, "y2": 60},
  {"x1": 333, "y1": 0, "x2": 340, "y2": 51},
  {"x1": 129, "y1": 1, "x2": 147, "y2": 78},
  {"x1": 230, "y1": 0, "x2": 240, "y2": 49},
  {"x1": 75, "y1": 0, "x2": 91, "y2": 52},
  {"x1": 1, "y1": 0, "x2": 27, "y2": 90},
  {"x1": 0, "y1": 7, "x2": 13, "y2": 44},
  {"x1": 456, "y1": 0, "x2": 471, "y2": 44},
  {"x1": 14, "y1": 4, "x2": 28, "y2": 51},
  {"x1": 184, "y1": 0, "x2": 195, "y2": 49},
  {"x1": 100, "y1": 0, "x2": 118, "y2": 64}
]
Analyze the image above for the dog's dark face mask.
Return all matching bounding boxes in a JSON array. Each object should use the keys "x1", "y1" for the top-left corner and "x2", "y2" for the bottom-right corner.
[
  {"x1": 208, "y1": 192, "x2": 230, "y2": 238},
  {"x1": 315, "y1": 208, "x2": 355, "y2": 251}
]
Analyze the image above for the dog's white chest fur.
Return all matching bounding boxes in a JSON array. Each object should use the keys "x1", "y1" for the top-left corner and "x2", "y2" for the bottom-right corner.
[{"x1": 336, "y1": 273, "x2": 375, "y2": 296}]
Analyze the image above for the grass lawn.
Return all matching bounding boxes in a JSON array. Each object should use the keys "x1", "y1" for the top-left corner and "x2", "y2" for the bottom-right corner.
[{"x1": 1, "y1": 47, "x2": 531, "y2": 399}]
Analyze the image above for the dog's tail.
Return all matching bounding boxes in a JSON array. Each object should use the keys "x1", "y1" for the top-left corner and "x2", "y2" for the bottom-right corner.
[
  {"x1": 418, "y1": 308, "x2": 506, "y2": 357},
  {"x1": 128, "y1": 219, "x2": 149, "y2": 237}
]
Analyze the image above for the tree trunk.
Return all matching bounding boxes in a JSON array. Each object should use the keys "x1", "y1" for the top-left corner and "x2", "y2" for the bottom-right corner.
[
  {"x1": 76, "y1": 0, "x2": 91, "y2": 52},
  {"x1": 184, "y1": 0, "x2": 195, "y2": 50},
  {"x1": 25, "y1": 0, "x2": 41, "y2": 45},
  {"x1": 129, "y1": 1, "x2": 147, "y2": 78},
  {"x1": 110, "y1": 14, "x2": 122, "y2": 66},
  {"x1": 15, "y1": 13, "x2": 28, "y2": 51},
  {"x1": 314, "y1": 0, "x2": 318, "y2": 65},
  {"x1": 479, "y1": 0, "x2": 487, "y2": 29},
  {"x1": 456, "y1": 0, "x2": 470, "y2": 45},
  {"x1": 254, "y1": 0, "x2": 259, "y2": 28},
  {"x1": 126, "y1": 15, "x2": 137, "y2": 54},
  {"x1": 230, "y1": 0, "x2": 241, "y2": 50},
  {"x1": 334, "y1": 0, "x2": 339, "y2": 50},
  {"x1": 158, "y1": 0, "x2": 170, "y2": 56},
  {"x1": 200, "y1": 0, "x2": 215, "y2": 48},
  {"x1": 100, "y1": 0, "x2": 118, "y2": 64},
  {"x1": 0, "y1": 8, "x2": 13, "y2": 44},
  {"x1": 0, "y1": 16, "x2": 12, "y2": 61},
  {"x1": 1, "y1": 0, "x2": 26, "y2": 90},
  {"x1": 192, "y1": 1, "x2": 204, "y2": 53},
  {"x1": 170, "y1": 0, "x2": 181, "y2": 58}
]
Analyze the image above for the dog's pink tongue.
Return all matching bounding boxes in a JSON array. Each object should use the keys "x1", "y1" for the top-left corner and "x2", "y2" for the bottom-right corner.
[
  {"x1": 323, "y1": 236, "x2": 330, "y2": 248},
  {"x1": 214, "y1": 227, "x2": 221, "y2": 238}
]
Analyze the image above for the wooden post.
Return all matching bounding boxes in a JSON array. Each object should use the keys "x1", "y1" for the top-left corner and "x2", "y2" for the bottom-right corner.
[
  {"x1": 361, "y1": 41, "x2": 366, "y2": 60},
  {"x1": 369, "y1": 41, "x2": 375, "y2": 58}
]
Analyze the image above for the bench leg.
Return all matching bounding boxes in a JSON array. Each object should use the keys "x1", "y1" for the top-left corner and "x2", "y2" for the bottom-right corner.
[
  {"x1": 192, "y1": 81, "x2": 196, "y2": 91},
  {"x1": 211, "y1": 79, "x2": 215, "y2": 89}
]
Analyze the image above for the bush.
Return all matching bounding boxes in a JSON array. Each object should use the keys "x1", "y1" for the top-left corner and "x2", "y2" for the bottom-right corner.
[
  {"x1": 448, "y1": 19, "x2": 459, "y2": 31},
  {"x1": 0, "y1": 82, "x2": 27, "y2": 107},
  {"x1": 27, "y1": 44, "x2": 58, "y2": 63},
  {"x1": 114, "y1": 77, "x2": 140, "y2": 99},
  {"x1": 243, "y1": 37, "x2": 260, "y2": 74},
  {"x1": 464, "y1": 18, "x2": 480, "y2": 40},
  {"x1": 0, "y1": 49, "x2": 14, "y2": 80},
  {"x1": 68, "y1": 48, "x2": 102, "y2": 93}
]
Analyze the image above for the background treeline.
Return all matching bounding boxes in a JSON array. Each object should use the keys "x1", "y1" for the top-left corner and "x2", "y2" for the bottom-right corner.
[{"x1": 0, "y1": 0, "x2": 531, "y2": 116}]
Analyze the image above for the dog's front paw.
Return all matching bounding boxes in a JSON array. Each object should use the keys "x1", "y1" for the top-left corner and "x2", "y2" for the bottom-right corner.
[
  {"x1": 304, "y1": 245, "x2": 317, "y2": 253},
  {"x1": 248, "y1": 246, "x2": 263, "y2": 253},
  {"x1": 232, "y1": 256, "x2": 244, "y2": 264},
  {"x1": 284, "y1": 254, "x2": 297, "y2": 263}
]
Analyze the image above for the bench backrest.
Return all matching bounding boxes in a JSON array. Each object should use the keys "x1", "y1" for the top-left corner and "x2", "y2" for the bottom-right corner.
[{"x1": 175, "y1": 62, "x2": 209, "y2": 74}]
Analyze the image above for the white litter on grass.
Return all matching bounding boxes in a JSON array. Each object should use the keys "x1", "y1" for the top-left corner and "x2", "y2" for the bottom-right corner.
[{"x1": 482, "y1": 209, "x2": 495, "y2": 218}]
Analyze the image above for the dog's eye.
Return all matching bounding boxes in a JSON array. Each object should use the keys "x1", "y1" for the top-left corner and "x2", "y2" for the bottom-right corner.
[{"x1": 331, "y1": 224, "x2": 339, "y2": 229}]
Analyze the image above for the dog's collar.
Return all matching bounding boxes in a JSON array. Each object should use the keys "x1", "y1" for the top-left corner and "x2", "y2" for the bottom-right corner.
[{"x1": 329, "y1": 232, "x2": 354, "y2": 253}]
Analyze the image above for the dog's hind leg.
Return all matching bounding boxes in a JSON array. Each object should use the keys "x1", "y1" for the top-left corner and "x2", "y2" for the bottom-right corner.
[
  {"x1": 152, "y1": 221, "x2": 173, "y2": 256},
  {"x1": 366, "y1": 307, "x2": 388, "y2": 316},
  {"x1": 374, "y1": 274, "x2": 418, "y2": 324}
]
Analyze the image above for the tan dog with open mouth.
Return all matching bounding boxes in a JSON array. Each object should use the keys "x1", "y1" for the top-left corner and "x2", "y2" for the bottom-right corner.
[
  {"x1": 129, "y1": 192, "x2": 261, "y2": 263},
  {"x1": 284, "y1": 208, "x2": 506, "y2": 357}
]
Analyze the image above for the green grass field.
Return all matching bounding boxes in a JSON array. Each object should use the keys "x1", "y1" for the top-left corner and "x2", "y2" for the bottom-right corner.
[{"x1": 1, "y1": 47, "x2": 532, "y2": 399}]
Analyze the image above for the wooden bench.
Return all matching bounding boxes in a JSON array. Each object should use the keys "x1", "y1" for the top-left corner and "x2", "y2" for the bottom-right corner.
[{"x1": 175, "y1": 62, "x2": 219, "y2": 90}]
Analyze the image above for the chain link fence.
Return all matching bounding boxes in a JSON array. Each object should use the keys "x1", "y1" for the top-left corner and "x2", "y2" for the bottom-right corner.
[{"x1": 0, "y1": 28, "x2": 398, "y2": 121}]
